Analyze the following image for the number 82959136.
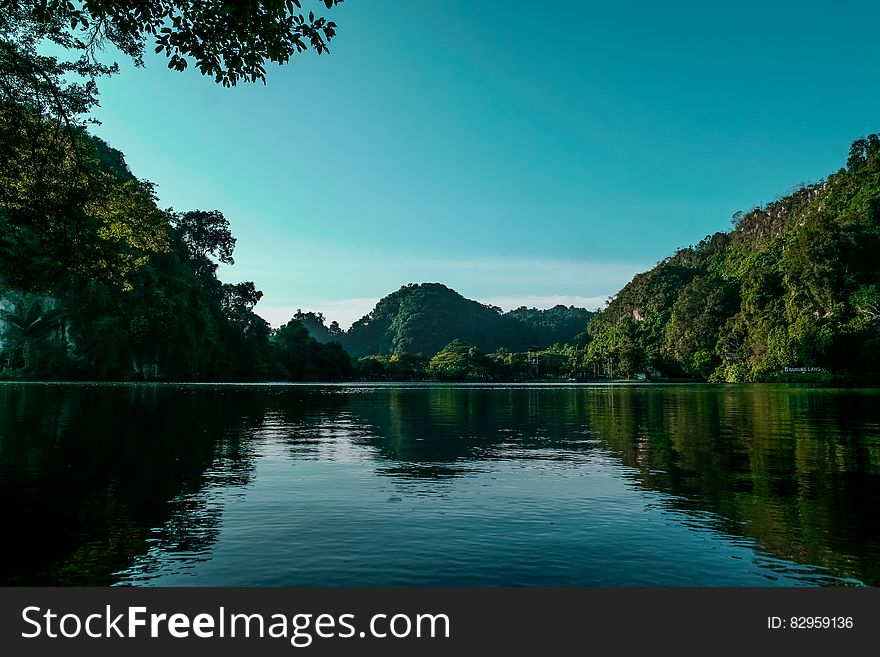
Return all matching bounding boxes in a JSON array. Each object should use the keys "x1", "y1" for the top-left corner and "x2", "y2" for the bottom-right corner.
[{"x1": 767, "y1": 616, "x2": 854, "y2": 629}]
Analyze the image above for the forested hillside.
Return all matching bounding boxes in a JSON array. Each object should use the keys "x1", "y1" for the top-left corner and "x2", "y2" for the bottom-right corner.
[
  {"x1": 1, "y1": 0, "x2": 353, "y2": 381},
  {"x1": 315, "y1": 283, "x2": 592, "y2": 357},
  {"x1": 341, "y1": 284, "x2": 536, "y2": 356},
  {"x1": 505, "y1": 305, "x2": 594, "y2": 349},
  {"x1": 584, "y1": 135, "x2": 880, "y2": 381},
  {"x1": 0, "y1": 133, "x2": 350, "y2": 381}
]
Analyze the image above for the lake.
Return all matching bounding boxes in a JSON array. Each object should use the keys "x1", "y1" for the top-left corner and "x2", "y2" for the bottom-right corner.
[{"x1": 1, "y1": 382, "x2": 878, "y2": 586}]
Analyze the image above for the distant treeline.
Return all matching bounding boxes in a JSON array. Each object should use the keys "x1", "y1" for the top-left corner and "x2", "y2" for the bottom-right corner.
[
  {"x1": 286, "y1": 133, "x2": 880, "y2": 383},
  {"x1": 353, "y1": 340, "x2": 581, "y2": 382}
]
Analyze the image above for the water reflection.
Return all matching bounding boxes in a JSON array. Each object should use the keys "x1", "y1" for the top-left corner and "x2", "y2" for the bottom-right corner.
[
  {"x1": 583, "y1": 385, "x2": 880, "y2": 585},
  {"x1": 0, "y1": 383, "x2": 262, "y2": 584},
  {"x1": 1, "y1": 382, "x2": 878, "y2": 586}
]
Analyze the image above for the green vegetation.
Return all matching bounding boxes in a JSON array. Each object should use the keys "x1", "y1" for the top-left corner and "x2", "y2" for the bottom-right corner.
[
  {"x1": 0, "y1": 1, "x2": 354, "y2": 381},
  {"x1": 427, "y1": 339, "x2": 492, "y2": 380},
  {"x1": 296, "y1": 134, "x2": 880, "y2": 384},
  {"x1": 3, "y1": 4, "x2": 878, "y2": 383},
  {"x1": 0, "y1": 132, "x2": 353, "y2": 380},
  {"x1": 583, "y1": 134, "x2": 880, "y2": 381},
  {"x1": 4, "y1": 1, "x2": 341, "y2": 87},
  {"x1": 342, "y1": 283, "x2": 535, "y2": 356},
  {"x1": 335, "y1": 283, "x2": 592, "y2": 357},
  {"x1": 505, "y1": 305, "x2": 593, "y2": 348},
  {"x1": 0, "y1": 118, "x2": 587, "y2": 382},
  {"x1": 1, "y1": 0, "x2": 341, "y2": 282},
  {"x1": 350, "y1": 341, "x2": 582, "y2": 383},
  {"x1": 273, "y1": 319, "x2": 352, "y2": 381},
  {"x1": 7, "y1": 129, "x2": 878, "y2": 383},
  {"x1": 291, "y1": 284, "x2": 593, "y2": 381}
]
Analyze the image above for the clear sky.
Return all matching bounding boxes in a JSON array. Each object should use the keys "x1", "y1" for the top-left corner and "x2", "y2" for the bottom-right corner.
[{"x1": 89, "y1": 0, "x2": 880, "y2": 328}]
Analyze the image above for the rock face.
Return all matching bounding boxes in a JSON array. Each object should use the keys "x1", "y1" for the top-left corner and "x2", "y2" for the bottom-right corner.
[
  {"x1": 0, "y1": 293, "x2": 67, "y2": 374},
  {"x1": 0, "y1": 291, "x2": 166, "y2": 379}
]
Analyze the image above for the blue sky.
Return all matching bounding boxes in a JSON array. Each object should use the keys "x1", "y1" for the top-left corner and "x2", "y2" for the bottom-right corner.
[{"x1": 89, "y1": 1, "x2": 880, "y2": 327}]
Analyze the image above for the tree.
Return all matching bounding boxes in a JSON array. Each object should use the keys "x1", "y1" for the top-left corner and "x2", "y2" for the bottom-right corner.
[
  {"x1": 272, "y1": 317, "x2": 352, "y2": 380},
  {"x1": 222, "y1": 281, "x2": 262, "y2": 314},
  {"x1": 1, "y1": 2, "x2": 344, "y2": 291},
  {"x1": 847, "y1": 138, "x2": 868, "y2": 170},
  {"x1": 1, "y1": 5, "x2": 180, "y2": 292},
  {"x1": 427, "y1": 339, "x2": 488, "y2": 380},
  {"x1": 0, "y1": 104, "x2": 170, "y2": 291},
  {"x1": 852, "y1": 285, "x2": 880, "y2": 322},
  {"x1": 172, "y1": 209, "x2": 235, "y2": 270},
  {"x1": 505, "y1": 304, "x2": 594, "y2": 348},
  {"x1": 3, "y1": 1, "x2": 343, "y2": 87},
  {"x1": 293, "y1": 310, "x2": 342, "y2": 343},
  {"x1": 664, "y1": 275, "x2": 737, "y2": 378}
]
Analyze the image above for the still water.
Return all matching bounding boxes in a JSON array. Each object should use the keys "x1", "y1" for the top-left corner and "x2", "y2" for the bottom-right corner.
[{"x1": 1, "y1": 382, "x2": 878, "y2": 586}]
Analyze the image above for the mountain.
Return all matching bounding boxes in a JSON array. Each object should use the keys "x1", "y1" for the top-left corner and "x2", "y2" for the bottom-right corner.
[
  {"x1": 504, "y1": 305, "x2": 594, "y2": 348},
  {"x1": 584, "y1": 133, "x2": 880, "y2": 381},
  {"x1": 295, "y1": 283, "x2": 593, "y2": 357},
  {"x1": 343, "y1": 283, "x2": 536, "y2": 356}
]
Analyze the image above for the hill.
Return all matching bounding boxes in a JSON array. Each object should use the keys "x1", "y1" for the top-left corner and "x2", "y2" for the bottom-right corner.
[
  {"x1": 505, "y1": 305, "x2": 594, "y2": 348},
  {"x1": 1, "y1": 131, "x2": 352, "y2": 382},
  {"x1": 294, "y1": 284, "x2": 593, "y2": 357},
  {"x1": 342, "y1": 283, "x2": 536, "y2": 356},
  {"x1": 584, "y1": 134, "x2": 880, "y2": 381}
]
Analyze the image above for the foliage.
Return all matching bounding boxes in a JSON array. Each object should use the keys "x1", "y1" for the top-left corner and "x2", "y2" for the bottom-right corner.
[
  {"x1": 427, "y1": 340, "x2": 490, "y2": 380},
  {"x1": 3, "y1": 1, "x2": 343, "y2": 86},
  {"x1": 1, "y1": 0, "x2": 343, "y2": 289},
  {"x1": 0, "y1": 1, "x2": 355, "y2": 381},
  {"x1": 504, "y1": 304, "x2": 594, "y2": 348},
  {"x1": 0, "y1": 292, "x2": 70, "y2": 374},
  {"x1": 584, "y1": 134, "x2": 880, "y2": 381},
  {"x1": 171, "y1": 209, "x2": 236, "y2": 275},
  {"x1": 293, "y1": 310, "x2": 342, "y2": 343},
  {"x1": 272, "y1": 318, "x2": 351, "y2": 381},
  {"x1": 1, "y1": 4, "x2": 140, "y2": 289},
  {"x1": 2, "y1": 136, "x2": 283, "y2": 381},
  {"x1": 354, "y1": 353, "x2": 428, "y2": 381},
  {"x1": 342, "y1": 283, "x2": 592, "y2": 357},
  {"x1": 0, "y1": 103, "x2": 170, "y2": 291}
]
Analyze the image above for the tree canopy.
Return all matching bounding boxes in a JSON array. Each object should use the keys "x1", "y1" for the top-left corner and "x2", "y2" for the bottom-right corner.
[
  {"x1": 583, "y1": 134, "x2": 880, "y2": 381},
  {"x1": 0, "y1": 1, "x2": 359, "y2": 382},
  {"x1": 340, "y1": 283, "x2": 590, "y2": 357},
  {"x1": 1, "y1": 0, "x2": 343, "y2": 292},
  {"x1": 2, "y1": 1, "x2": 343, "y2": 86}
]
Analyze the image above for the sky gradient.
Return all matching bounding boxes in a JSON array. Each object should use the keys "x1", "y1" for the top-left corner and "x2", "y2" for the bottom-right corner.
[{"x1": 89, "y1": 0, "x2": 880, "y2": 327}]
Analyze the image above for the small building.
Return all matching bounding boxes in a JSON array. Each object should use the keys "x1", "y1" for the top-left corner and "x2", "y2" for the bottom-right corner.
[{"x1": 635, "y1": 369, "x2": 662, "y2": 381}]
